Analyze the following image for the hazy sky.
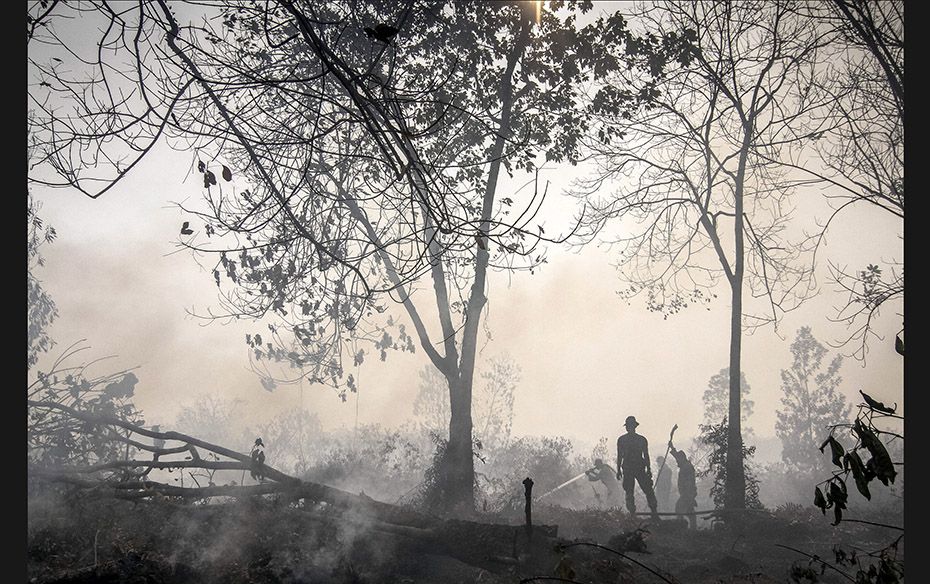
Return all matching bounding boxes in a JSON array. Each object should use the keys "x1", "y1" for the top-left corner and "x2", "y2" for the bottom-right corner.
[
  {"x1": 28, "y1": 2, "x2": 903, "y2": 462},
  {"x1": 29, "y1": 146, "x2": 903, "y2": 454}
]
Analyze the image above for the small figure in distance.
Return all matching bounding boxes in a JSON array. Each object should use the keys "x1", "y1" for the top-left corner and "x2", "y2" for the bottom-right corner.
[
  {"x1": 250, "y1": 437, "x2": 266, "y2": 483},
  {"x1": 585, "y1": 457, "x2": 621, "y2": 506}
]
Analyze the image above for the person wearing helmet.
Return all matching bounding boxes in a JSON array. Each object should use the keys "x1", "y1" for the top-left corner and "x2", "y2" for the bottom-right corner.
[{"x1": 616, "y1": 416, "x2": 659, "y2": 518}]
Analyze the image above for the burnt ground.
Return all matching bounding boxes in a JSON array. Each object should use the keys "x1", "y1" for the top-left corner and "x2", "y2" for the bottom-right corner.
[{"x1": 27, "y1": 491, "x2": 903, "y2": 584}]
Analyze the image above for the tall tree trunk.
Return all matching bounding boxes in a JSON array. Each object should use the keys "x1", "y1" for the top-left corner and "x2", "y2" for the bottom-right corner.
[
  {"x1": 725, "y1": 275, "x2": 746, "y2": 509},
  {"x1": 724, "y1": 129, "x2": 751, "y2": 510},
  {"x1": 435, "y1": 14, "x2": 532, "y2": 514},
  {"x1": 438, "y1": 371, "x2": 474, "y2": 514}
]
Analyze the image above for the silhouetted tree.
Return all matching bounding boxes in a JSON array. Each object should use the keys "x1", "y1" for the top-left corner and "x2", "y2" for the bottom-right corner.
[
  {"x1": 576, "y1": 0, "x2": 832, "y2": 509},
  {"x1": 28, "y1": 0, "x2": 650, "y2": 513},
  {"x1": 698, "y1": 417, "x2": 762, "y2": 510},
  {"x1": 28, "y1": 343, "x2": 144, "y2": 470},
  {"x1": 776, "y1": 326, "x2": 849, "y2": 476},
  {"x1": 703, "y1": 368, "x2": 754, "y2": 435}
]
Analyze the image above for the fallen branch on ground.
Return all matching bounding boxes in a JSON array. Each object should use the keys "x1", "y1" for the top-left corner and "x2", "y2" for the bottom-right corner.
[{"x1": 28, "y1": 399, "x2": 436, "y2": 529}]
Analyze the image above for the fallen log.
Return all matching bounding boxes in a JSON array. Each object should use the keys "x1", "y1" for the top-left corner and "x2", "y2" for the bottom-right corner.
[
  {"x1": 31, "y1": 466, "x2": 438, "y2": 530},
  {"x1": 28, "y1": 400, "x2": 298, "y2": 484},
  {"x1": 38, "y1": 459, "x2": 261, "y2": 474}
]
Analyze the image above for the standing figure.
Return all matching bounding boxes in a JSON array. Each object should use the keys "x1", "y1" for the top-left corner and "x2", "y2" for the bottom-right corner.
[
  {"x1": 669, "y1": 441, "x2": 697, "y2": 529},
  {"x1": 585, "y1": 458, "x2": 621, "y2": 506},
  {"x1": 250, "y1": 437, "x2": 266, "y2": 482},
  {"x1": 654, "y1": 456, "x2": 672, "y2": 511},
  {"x1": 616, "y1": 416, "x2": 659, "y2": 519}
]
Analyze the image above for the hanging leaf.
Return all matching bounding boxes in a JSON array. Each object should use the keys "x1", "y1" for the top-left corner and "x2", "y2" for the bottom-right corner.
[
  {"x1": 852, "y1": 420, "x2": 897, "y2": 485},
  {"x1": 222, "y1": 165, "x2": 233, "y2": 181},
  {"x1": 819, "y1": 435, "x2": 845, "y2": 469},
  {"x1": 845, "y1": 451, "x2": 871, "y2": 500},
  {"x1": 197, "y1": 160, "x2": 205, "y2": 172},
  {"x1": 859, "y1": 390, "x2": 896, "y2": 414},
  {"x1": 867, "y1": 448, "x2": 897, "y2": 487},
  {"x1": 829, "y1": 479, "x2": 847, "y2": 510},
  {"x1": 813, "y1": 486, "x2": 828, "y2": 514},
  {"x1": 853, "y1": 420, "x2": 880, "y2": 452},
  {"x1": 832, "y1": 504, "x2": 843, "y2": 526},
  {"x1": 894, "y1": 335, "x2": 904, "y2": 356}
]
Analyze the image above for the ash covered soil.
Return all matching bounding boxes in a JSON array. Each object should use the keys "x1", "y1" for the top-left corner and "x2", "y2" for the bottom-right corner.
[{"x1": 27, "y1": 492, "x2": 901, "y2": 584}]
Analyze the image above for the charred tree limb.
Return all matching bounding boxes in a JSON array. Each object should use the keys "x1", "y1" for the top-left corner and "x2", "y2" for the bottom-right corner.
[
  {"x1": 30, "y1": 464, "x2": 436, "y2": 529},
  {"x1": 115, "y1": 436, "x2": 191, "y2": 457},
  {"x1": 28, "y1": 399, "x2": 440, "y2": 528},
  {"x1": 39, "y1": 459, "x2": 262, "y2": 474},
  {"x1": 29, "y1": 399, "x2": 298, "y2": 484},
  {"x1": 30, "y1": 472, "x2": 281, "y2": 497}
]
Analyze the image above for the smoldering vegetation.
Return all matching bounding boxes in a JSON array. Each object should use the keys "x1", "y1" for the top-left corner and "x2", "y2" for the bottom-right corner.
[
  {"x1": 26, "y1": 295, "x2": 903, "y2": 584},
  {"x1": 27, "y1": 380, "x2": 903, "y2": 584},
  {"x1": 25, "y1": 482, "x2": 902, "y2": 584},
  {"x1": 27, "y1": 0, "x2": 904, "y2": 581},
  {"x1": 141, "y1": 393, "x2": 908, "y2": 518}
]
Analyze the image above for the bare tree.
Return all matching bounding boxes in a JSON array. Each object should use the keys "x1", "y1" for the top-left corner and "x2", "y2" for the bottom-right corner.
[
  {"x1": 820, "y1": 0, "x2": 903, "y2": 361},
  {"x1": 779, "y1": 1, "x2": 903, "y2": 361},
  {"x1": 575, "y1": 0, "x2": 834, "y2": 509}
]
